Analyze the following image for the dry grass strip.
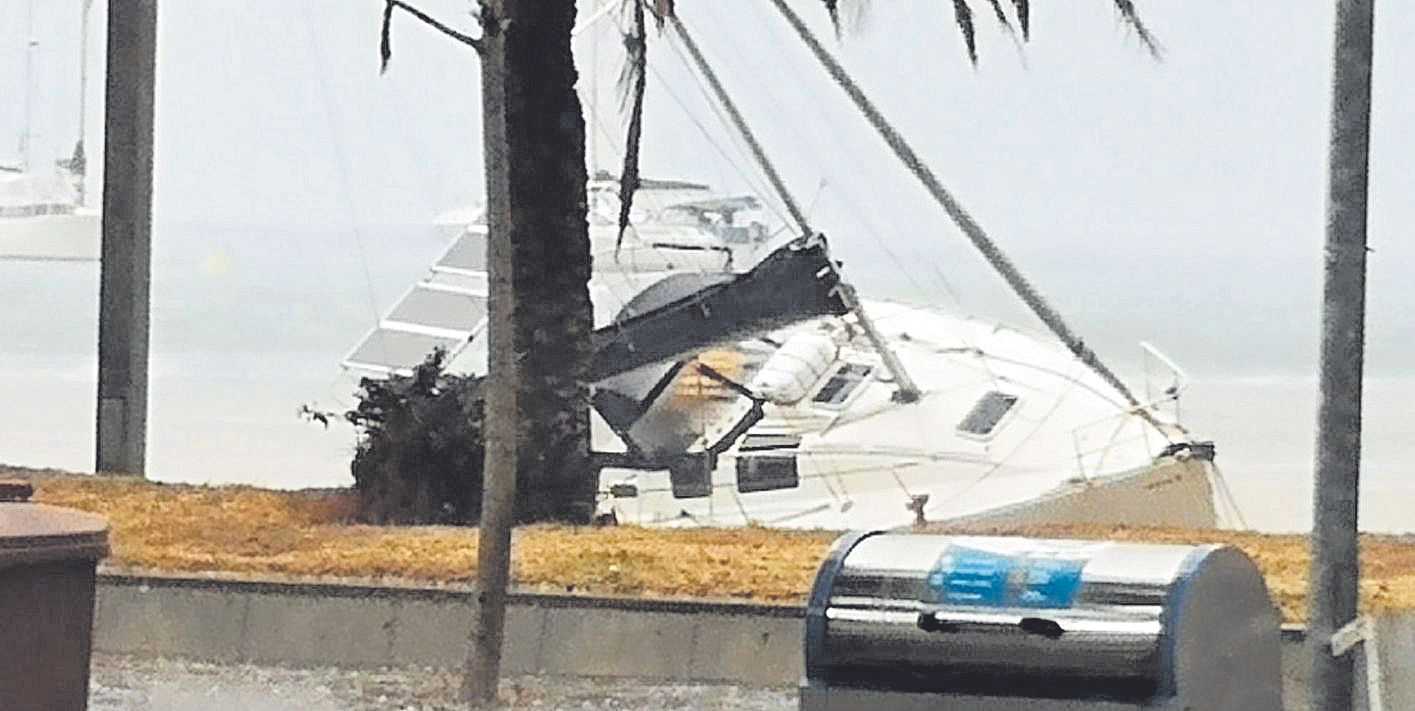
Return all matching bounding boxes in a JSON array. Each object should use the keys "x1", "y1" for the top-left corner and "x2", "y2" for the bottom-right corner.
[{"x1": 17, "y1": 474, "x2": 1415, "y2": 622}]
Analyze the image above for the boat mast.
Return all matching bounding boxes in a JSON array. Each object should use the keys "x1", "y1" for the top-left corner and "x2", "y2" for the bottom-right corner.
[
  {"x1": 670, "y1": 14, "x2": 921, "y2": 403},
  {"x1": 20, "y1": 0, "x2": 36, "y2": 171},
  {"x1": 587, "y1": 0, "x2": 599, "y2": 173},
  {"x1": 767, "y1": 0, "x2": 1148, "y2": 413},
  {"x1": 74, "y1": 0, "x2": 95, "y2": 205},
  {"x1": 572, "y1": 0, "x2": 619, "y2": 173},
  {"x1": 571, "y1": 0, "x2": 617, "y2": 214}
]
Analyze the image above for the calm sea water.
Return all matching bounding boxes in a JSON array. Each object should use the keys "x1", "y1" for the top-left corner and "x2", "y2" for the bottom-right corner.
[{"x1": 2, "y1": 223, "x2": 1411, "y2": 534}]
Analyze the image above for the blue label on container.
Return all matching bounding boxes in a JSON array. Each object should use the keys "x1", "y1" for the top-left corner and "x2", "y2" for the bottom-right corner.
[{"x1": 925, "y1": 545, "x2": 1086, "y2": 609}]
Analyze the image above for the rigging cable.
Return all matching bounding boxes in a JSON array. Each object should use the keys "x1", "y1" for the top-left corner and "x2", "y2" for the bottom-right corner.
[
  {"x1": 1210, "y1": 461, "x2": 1251, "y2": 530},
  {"x1": 298, "y1": 4, "x2": 394, "y2": 370},
  {"x1": 645, "y1": 58, "x2": 790, "y2": 229},
  {"x1": 668, "y1": 15, "x2": 811, "y2": 237},
  {"x1": 648, "y1": 45, "x2": 792, "y2": 228},
  {"x1": 683, "y1": 1, "x2": 1001, "y2": 389},
  {"x1": 766, "y1": 0, "x2": 1150, "y2": 415},
  {"x1": 690, "y1": 1, "x2": 954, "y2": 306}
]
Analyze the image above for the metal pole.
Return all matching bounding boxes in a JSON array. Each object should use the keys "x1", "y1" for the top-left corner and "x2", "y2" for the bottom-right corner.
[
  {"x1": 836, "y1": 283, "x2": 921, "y2": 403},
  {"x1": 766, "y1": 0, "x2": 1147, "y2": 414},
  {"x1": 96, "y1": 0, "x2": 157, "y2": 477},
  {"x1": 1309, "y1": 0, "x2": 1375, "y2": 708}
]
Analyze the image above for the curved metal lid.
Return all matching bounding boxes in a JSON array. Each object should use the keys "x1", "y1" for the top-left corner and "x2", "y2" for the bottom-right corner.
[{"x1": 0, "y1": 503, "x2": 109, "y2": 570}]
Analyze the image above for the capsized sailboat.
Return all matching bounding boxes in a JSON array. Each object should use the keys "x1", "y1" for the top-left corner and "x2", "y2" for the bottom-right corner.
[
  {"x1": 592, "y1": 283, "x2": 1219, "y2": 531},
  {"x1": 340, "y1": 175, "x2": 1224, "y2": 531},
  {"x1": 339, "y1": 0, "x2": 1234, "y2": 531}
]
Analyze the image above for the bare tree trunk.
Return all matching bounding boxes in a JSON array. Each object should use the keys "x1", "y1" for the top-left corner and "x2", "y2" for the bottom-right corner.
[
  {"x1": 1308, "y1": 1, "x2": 1375, "y2": 708},
  {"x1": 464, "y1": 0, "x2": 592, "y2": 704}
]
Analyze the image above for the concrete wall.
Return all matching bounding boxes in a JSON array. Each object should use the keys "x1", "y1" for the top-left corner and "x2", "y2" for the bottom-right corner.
[
  {"x1": 1372, "y1": 613, "x2": 1415, "y2": 707},
  {"x1": 93, "y1": 573, "x2": 1403, "y2": 709},
  {"x1": 94, "y1": 573, "x2": 803, "y2": 686}
]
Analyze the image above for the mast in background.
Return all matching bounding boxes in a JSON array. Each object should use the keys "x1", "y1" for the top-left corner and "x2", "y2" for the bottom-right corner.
[
  {"x1": 573, "y1": 0, "x2": 618, "y2": 175},
  {"x1": 587, "y1": 0, "x2": 599, "y2": 172},
  {"x1": 72, "y1": 0, "x2": 96, "y2": 205},
  {"x1": 95, "y1": 0, "x2": 157, "y2": 477},
  {"x1": 20, "y1": 0, "x2": 37, "y2": 170}
]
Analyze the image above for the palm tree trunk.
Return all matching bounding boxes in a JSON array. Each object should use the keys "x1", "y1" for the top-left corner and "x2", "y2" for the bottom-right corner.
[{"x1": 465, "y1": 0, "x2": 592, "y2": 703}]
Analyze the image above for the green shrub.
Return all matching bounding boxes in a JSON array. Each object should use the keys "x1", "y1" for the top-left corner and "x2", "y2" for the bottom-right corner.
[{"x1": 345, "y1": 349, "x2": 485, "y2": 525}]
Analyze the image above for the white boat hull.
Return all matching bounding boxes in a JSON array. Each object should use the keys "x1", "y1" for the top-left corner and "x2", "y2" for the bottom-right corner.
[
  {"x1": 932, "y1": 457, "x2": 1217, "y2": 531},
  {"x1": 0, "y1": 210, "x2": 101, "y2": 262},
  {"x1": 602, "y1": 453, "x2": 1218, "y2": 532},
  {"x1": 594, "y1": 299, "x2": 1220, "y2": 531},
  {"x1": 359, "y1": 179, "x2": 1223, "y2": 533}
]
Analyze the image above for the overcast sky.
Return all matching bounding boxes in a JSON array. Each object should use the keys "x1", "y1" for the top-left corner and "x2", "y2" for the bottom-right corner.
[{"x1": 4, "y1": 0, "x2": 1414, "y2": 377}]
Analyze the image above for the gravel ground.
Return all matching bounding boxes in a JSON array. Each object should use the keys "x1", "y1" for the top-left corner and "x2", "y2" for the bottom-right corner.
[{"x1": 89, "y1": 655, "x2": 796, "y2": 710}]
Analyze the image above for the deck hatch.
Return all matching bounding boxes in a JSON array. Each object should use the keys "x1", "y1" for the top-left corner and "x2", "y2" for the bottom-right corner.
[
  {"x1": 812, "y1": 363, "x2": 873, "y2": 407},
  {"x1": 957, "y1": 391, "x2": 1019, "y2": 437}
]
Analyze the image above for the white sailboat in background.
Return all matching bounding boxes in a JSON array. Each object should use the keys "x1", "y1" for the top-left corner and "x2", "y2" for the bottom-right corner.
[
  {"x1": 0, "y1": 0, "x2": 99, "y2": 263},
  {"x1": 343, "y1": 171, "x2": 776, "y2": 378}
]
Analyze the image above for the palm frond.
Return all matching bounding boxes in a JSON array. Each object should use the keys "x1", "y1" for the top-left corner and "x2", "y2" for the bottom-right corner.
[
  {"x1": 1112, "y1": 0, "x2": 1162, "y2": 58},
  {"x1": 984, "y1": 0, "x2": 1015, "y2": 36},
  {"x1": 380, "y1": 1, "x2": 395, "y2": 73},
  {"x1": 616, "y1": 0, "x2": 649, "y2": 251},
  {"x1": 378, "y1": 0, "x2": 482, "y2": 74},
  {"x1": 951, "y1": 0, "x2": 977, "y2": 65},
  {"x1": 1010, "y1": 0, "x2": 1029, "y2": 39},
  {"x1": 653, "y1": 0, "x2": 675, "y2": 23},
  {"x1": 823, "y1": 0, "x2": 841, "y2": 38}
]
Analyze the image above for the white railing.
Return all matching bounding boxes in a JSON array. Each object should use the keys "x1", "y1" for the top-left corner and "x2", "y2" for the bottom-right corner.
[
  {"x1": 1068, "y1": 378, "x2": 1189, "y2": 481},
  {"x1": 1140, "y1": 340, "x2": 1188, "y2": 423}
]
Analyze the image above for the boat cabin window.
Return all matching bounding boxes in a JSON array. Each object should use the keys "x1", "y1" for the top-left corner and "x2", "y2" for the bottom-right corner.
[
  {"x1": 739, "y1": 433, "x2": 801, "y2": 452},
  {"x1": 0, "y1": 203, "x2": 74, "y2": 218},
  {"x1": 957, "y1": 391, "x2": 1019, "y2": 437},
  {"x1": 736, "y1": 434, "x2": 801, "y2": 493},
  {"x1": 812, "y1": 363, "x2": 873, "y2": 407},
  {"x1": 669, "y1": 455, "x2": 714, "y2": 499}
]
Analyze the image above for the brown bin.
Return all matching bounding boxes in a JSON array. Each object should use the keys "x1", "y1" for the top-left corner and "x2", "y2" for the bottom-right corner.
[{"x1": 0, "y1": 499, "x2": 109, "y2": 711}]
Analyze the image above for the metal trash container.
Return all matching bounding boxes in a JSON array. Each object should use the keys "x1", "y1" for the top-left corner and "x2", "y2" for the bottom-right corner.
[
  {"x1": 800, "y1": 532, "x2": 1281, "y2": 711},
  {"x1": 1, "y1": 494, "x2": 109, "y2": 711}
]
